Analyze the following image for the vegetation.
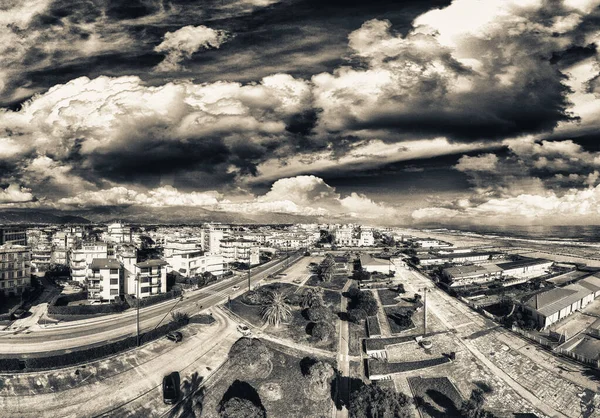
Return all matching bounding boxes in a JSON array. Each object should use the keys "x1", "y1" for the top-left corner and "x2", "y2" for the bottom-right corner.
[
  {"x1": 307, "y1": 360, "x2": 335, "y2": 394},
  {"x1": 261, "y1": 292, "x2": 292, "y2": 327},
  {"x1": 347, "y1": 289, "x2": 378, "y2": 317},
  {"x1": 311, "y1": 321, "x2": 335, "y2": 342},
  {"x1": 306, "y1": 305, "x2": 332, "y2": 322},
  {"x1": 347, "y1": 308, "x2": 368, "y2": 324},
  {"x1": 301, "y1": 287, "x2": 324, "y2": 309},
  {"x1": 219, "y1": 397, "x2": 266, "y2": 418},
  {"x1": 349, "y1": 384, "x2": 412, "y2": 418},
  {"x1": 171, "y1": 310, "x2": 190, "y2": 324}
]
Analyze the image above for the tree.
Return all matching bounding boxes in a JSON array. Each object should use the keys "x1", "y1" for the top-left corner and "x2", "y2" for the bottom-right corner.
[
  {"x1": 413, "y1": 293, "x2": 422, "y2": 304},
  {"x1": 347, "y1": 308, "x2": 368, "y2": 323},
  {"x1": 353, "y1": 269, "x2": 371, "y2": 282},
  {"x1": 312, "y1": 321, "x2": 335, "y2": 341},
  {"x1": 219, "y1": 397, "x2": 266, "y2": 418},
  {"x1": 356, "y1": 292, "x2": 378, "y2": 316},
  {"x1": 171, "y1": 311, "x2": 190, "y2": 324},
  {"x1": 349, "y1": 384, "x2": 412, "y2": 418},
  {"x1": 301, "y1": 288, "x2": 324, "y2": 309},
  {"x1": 307, "y1": 305, "x2": 331, "y2": 322},
  {"x1": 261, "y1": 291, "x2": 292, "y2": 327},
  {"x1": 307, "y1": 360, "x2": 335, "y2": 393}
]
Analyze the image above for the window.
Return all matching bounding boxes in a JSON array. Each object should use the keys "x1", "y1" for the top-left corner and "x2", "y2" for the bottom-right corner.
[
  {"x1": 141, "y1": 277, "x2": 149, "y2": 283},
  {"x1": 141, "y1": 286, "x2": 150, "y2": 293},
  {"x1": 110, "y1": 278, "x2": 118, "y2": 285},
  {"x1": 110, "y1": 269, "x2": 119, "y2": 275},
  {"x1": 141, "y1": 267, "x2": 150, "y2": 274},
  {"x1": 110, "y1": 289, "x2": 119, "y2": 295},
  {"x1": 8, "y1": 281, "x2": 14, "y2": 288},
  {"x1": 92, "y1": 269, "x2": 99, "y2": 274}
]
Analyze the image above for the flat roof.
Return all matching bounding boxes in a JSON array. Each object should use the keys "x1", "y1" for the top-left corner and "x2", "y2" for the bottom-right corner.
[
  {"x1": 136, "y1": 259, "x2": 168, "y2": 268},
  {"x1": 359, "y1": 254, "x2": 389, "y2": 267},
  {"x1": 444, "y1": 264, "x2": 502, "y2": 278},
  {"x1": 90, "y1": 258, "x2": 122, "y2": 270},
  {"x1": 497, "y1": 258, "x2": 551, "y2": 270}
]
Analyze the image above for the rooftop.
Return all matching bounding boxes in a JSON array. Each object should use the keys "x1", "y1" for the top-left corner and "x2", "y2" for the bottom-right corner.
[
  {"x1": 136, "y1": 259, "x2": 168, "y2": 268},
  {"x1": 443, "y1": 264, "x2": 502, "y2": 278},
  {"x1": 359, "y1": 254, "x2": 389, "y2": 267},
  {"x1": 525, "y1": 283, "x2": 591, "y2": 317},
  {"x1": 496, "y1": 258, "x2": 551, "y2": 271},
  {"x1": 90, "y1": 258, "x2": 122, "y2": 270}
]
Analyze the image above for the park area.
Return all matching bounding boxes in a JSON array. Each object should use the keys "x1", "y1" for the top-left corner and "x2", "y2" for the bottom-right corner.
[
  {"x1": 227, "y1": 281, "x2": 342, "y2": 352},
  {"x1": 408, "y1": 376, "x2": 464, "y2": 418},
  {"x1": 200, "y1": 339, "x2": 335, "y2": 418}
]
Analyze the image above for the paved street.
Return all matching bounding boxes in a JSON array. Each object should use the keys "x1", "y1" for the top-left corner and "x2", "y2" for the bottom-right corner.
[
  {"x1": 334, "y1": 280, "x2": 352, "y2": 418},
  {"x1": 0, "y1": 254, "x2": 302, "y2": 355},
  {"x1": 399, "y1": 267, "x2": 600, "y2": 418},
  {"x1": 0, "y1": 308, "x2": 240, "y2": 418}
]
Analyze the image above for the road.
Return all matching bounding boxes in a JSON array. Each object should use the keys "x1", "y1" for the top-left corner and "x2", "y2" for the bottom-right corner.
[
  {"x1": 0, "y1": 253, "x2": 303, "y2": 355},
  {"x1": 334, "y1": 280, "x2": 352, "y2": 418},
  {"x1": 401, "y1": 267, "x2": 600, "y2": 418},
  {"x1": 0, "y1": 307, "x2": 239, "y2": 418}
]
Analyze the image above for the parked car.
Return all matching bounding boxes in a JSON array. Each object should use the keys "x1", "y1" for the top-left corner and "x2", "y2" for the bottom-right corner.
[
  {"x1": 12, "y1": 308, "x2": 27, "y2": 319},
  {"x1": 292, "y1": 279, "x2": 301, "y2": 284},
  {"x1": 166, "y1": 331, "x2": 183, "y2": 343},
  {"x1": 237, "y1": 324, "x2": 252, "y2": 336},
  {"x1": 232, "y1": 285, "x2": 240, "y2": 291},
  {"x1": 162, "y1": 372, "x2": 180, "y2": 404},
  {"x1": 90, "y1": 300, "x2": 103, "y2": 305}
]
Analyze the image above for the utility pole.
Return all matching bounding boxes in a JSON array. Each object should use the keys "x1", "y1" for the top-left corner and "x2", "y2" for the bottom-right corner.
[
  {"x1": 247, "y1": 246, "x2": 251, "y2": 291},
  {"x1": 136, "y1": 272, "x2": 140, "y2": 347},
  {"x1": 423, "y1": 288, "x2": 428, "y2": 336}
]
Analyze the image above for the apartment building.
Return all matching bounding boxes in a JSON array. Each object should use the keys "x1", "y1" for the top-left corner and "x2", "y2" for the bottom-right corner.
[
  {"x1": 0, "y1": 228, "x2": 27, "y2": 246},
  {"x1": 88, "y1": 258, "x2": 123, "y2": 302},
  {"x1": 165, "y1": 249, "x2": 226, "y2": 278},
  {"x1": 134, "y1": 259, "x2": 168, "y2": 298},
  {"x1": 201, "y1": 225, "x2": 230, "y2": 254},
  {"x1": 0, "y1": 245, "x2": 31, "y2": 296},
  {"x1": 69, "y1": 242, "x2": 108, "y2": 283},
  {"x1": 105, "y1": 223, "x2": 132, "y2": 244},
  {"x1": 333, "y1": 226, "x2": 355, "y2": 246},
  {"x1": 359, "y1": 228, "x2": 375, "y2": 247},
  {"x1": 163, "y1": 240, "x2": 200, "y2": 258},
  {"x1": 220, "y1": 238, "x2": 260, "y2": 266}
]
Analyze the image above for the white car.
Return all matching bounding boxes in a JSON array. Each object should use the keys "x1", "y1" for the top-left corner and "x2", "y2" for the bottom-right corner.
[
  {"x1": 232, "y1": 285, "x2": 240, "y2": 291},
  {"x1": 237, "y1": 324, "x2": 252, "y2": 336}
]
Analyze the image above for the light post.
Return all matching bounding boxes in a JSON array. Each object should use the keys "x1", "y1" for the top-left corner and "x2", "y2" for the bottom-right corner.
[{"x1": 136, "y1": 272, "x2": 140, "y2": 347}]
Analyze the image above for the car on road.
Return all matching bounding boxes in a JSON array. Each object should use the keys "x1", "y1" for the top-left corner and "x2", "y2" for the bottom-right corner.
[
  {"x1": 292, "y1": 279, "x2": 301, "y2": 284},
  {"x1": 232, "y1": 285, "x2": 240, "y2": 291},
  {"x1": 166, "y1": 331, "x2": 183, "y2": 343},
  {"x1": 12, "y1": 308, "x2": 27, "y2": 319},
  {"x1": 162, "y1": 372, "x2": 180, "y2": 404},
  {"x1": 237, "y1": 324, "x2": 252, "y2": 336}
]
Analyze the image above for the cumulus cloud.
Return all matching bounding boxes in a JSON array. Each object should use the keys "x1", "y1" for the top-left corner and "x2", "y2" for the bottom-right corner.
[
  {"x1": 413, "y1": 184, "x2": 600, "y2": 225},
  {"x1": 154, "y1": 25, "x2": 230, "y2": 72},
  {"x1": 455, "y1": 154, "x2": 499, "y2": 172},
  {"x1": 0, "y1": 184, "x2": 35, "y2": 204}
]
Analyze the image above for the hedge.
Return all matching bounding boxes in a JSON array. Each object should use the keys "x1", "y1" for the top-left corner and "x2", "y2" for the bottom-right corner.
[
  {"x1": 0, "y1": 319, "x2": 188, "y2": 372},
  {"x1": 48, "y1": 295, "x2": 129, "y2": 316},
  {"x1": 124, "y1": 288, "x2": 182, "y2": 309}
]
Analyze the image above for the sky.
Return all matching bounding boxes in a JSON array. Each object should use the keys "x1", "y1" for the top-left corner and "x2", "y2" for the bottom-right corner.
[{"x1": 3, "y1": 0, "x2": 600, "y2": 225}]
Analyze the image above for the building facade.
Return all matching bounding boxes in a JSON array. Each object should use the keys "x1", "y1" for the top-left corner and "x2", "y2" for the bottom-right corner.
[{"x1": 0, "y1": 245, "x2": 31, "y2": 296}]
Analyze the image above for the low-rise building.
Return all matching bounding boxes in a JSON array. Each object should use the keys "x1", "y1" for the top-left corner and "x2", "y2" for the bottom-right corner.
[
  {"x1": 359, "y1": 254, "x2": 393, "y2": 275},
  {"x1": 524, "y1": 275, "x2": 600, "y2": 329},
  {"x1": 443, "y1": 264, "x2": 503, "y2": 287},
  {"x1": 134, "y1": 259, "x2": 168, "y2": 298},
  {"x1": 220, "y1": 238, "x2": 260, "y2": 266},
  {"x1": 497, "y1": 258, "x2": 553, "y2": 279},
  {"x1": 88, "y1": 258, "x2": 123, "y2": 302},
  {"x1": 0, "y1": 244, "x2": 31, "y2": 296}
]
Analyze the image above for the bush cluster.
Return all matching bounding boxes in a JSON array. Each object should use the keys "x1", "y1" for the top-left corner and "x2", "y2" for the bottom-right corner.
[
  {"x1": 346, "y1": 289, "x2": 378, "y2": 323},
  {"x1": 48, "y1": 294, "x2": 129, "y2": 316},
  {"x1": 124, "y1": 289, "x2": 182, "y2": 309}
]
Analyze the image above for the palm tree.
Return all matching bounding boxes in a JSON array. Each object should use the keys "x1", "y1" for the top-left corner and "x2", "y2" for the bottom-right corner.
[
  {"x1": 301, "y1": 288, "x2": 323, "y2": 309},
  {"x1": 261, "y1": 291, "x2": 292, "y2": 327}
]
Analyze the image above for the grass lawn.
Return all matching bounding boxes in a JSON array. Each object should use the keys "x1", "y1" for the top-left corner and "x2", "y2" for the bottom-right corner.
[
  {"x1": 201, "y1": 340, "x2": 334, "y2": 418},
  {"x1": 348, "y1": 320, "x2": 366, "y2": 356},
  {"x1": 305, "y1": 274, "x2": 349, "y2": 291},
  {"x1": 408, "y1": 376, "x2": 463, "y2": 418},
  {"x1": 377, "y1": 288, "x2": 403, "y2": 306},
  {"x1": 384, "y1": 306, "x2": 416, "y2": 334},
  {"x1": 366, "y1": 316, "x2": 381, "y2": 337}
]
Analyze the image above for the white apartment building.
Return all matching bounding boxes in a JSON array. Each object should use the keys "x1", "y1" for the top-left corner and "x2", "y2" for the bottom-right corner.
[
  {"x1": 0, "y1": 245, "x2": 31, "y2": 297},
  {"x1": 134, "y1": 259, "x2": 168, "y2": 298},
  {"x1": 220, "y1": 238, "x2": 260, "y2": 266},
  {"x1": 334, "y1": 226, "x2": 355, "y2": 246},
  {"x1": 202, "y1": 225, "x2": 230, "y2": 254},
  {"x1": 105, "y1": 223, "x2": 132, "y2": 244},
  {"x1": 88, "y1": 258, "x2": 123, "y2": 302},
  {"x1": 165, "y1": 249, "x2": 226, "y2": 277},
  {"x1": 359, "y1": 229, "x2": 375, "y2": 247},
  {"x1": 163, "y1": 240, "x2": 200, "y2": 258},
  {"x1": 69, "y1": 242, "x2": 108, "y2": 283}
]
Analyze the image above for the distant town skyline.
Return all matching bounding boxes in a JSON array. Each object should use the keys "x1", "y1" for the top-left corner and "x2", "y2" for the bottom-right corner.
[{"x1": 3, "y1": 0, "x2": 600, "y2": 225}]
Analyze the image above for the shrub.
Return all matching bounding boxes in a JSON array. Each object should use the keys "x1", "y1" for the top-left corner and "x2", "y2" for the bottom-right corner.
[
  {"x1": 48, "y1": 293, "x2": 129, "y2": 316},
  {"x1": 229, "y1": 338, "x2": 273, "y2": 366},
  {"x1": 307, "y1": 360, "x2": 335, "y2": 393},
  {"x1": 219, "y1": 397, "x2": 266, "y2": 418},
  {"x1": 349, "y1": 384, "x2": 412, "y2": 418},
  {"x1": 285, "y1": 293, "x2": 302, "y2": 306},
  {"x1": 306, "y1": 305, "x2": 332, "y2": 322},
  {"x1": 311, "y1": 321, "x2": 334, "y2": 342},
  {"x1": 124, "y1": 289, "x2": 182, "y2": 309},
  {"x1": 171, "y1": 310, "x2": 190, "y2": 324},
  {"x1": 355, "y1": 292, "x2": 378, "y2": 316}
]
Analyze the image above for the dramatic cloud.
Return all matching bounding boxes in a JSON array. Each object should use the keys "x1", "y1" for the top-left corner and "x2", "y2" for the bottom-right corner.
[
  {"x1": 0, "y1": 184, "x2": 35, "y2": 204},
  {"x1": 154, "y1": 25, "x2": 230, "y2": 72}
]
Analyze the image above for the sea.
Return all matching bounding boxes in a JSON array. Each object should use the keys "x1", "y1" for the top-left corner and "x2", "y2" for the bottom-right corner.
[{"x1": 418, "y1": 225, "x2": 600, "y2": 246}]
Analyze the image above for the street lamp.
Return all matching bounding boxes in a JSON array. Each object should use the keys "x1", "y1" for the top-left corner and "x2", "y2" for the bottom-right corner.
[{"x1": 135, "y1": 272, "x2": 140, "y2": 347}]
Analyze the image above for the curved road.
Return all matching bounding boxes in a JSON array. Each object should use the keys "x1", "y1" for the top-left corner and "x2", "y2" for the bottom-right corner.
[{"x1": 0, "y1": 253, "x2": 303, "y2": 355}]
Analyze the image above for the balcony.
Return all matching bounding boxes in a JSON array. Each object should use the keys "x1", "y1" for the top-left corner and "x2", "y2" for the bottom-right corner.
[{"x1": 87, "y1": 283, "x2": 103, "y2": 291}]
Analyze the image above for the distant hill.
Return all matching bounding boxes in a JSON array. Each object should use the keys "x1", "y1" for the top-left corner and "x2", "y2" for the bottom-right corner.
[{"x1": 0, "y1": 210, "x2": 91, "y2": 225}]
